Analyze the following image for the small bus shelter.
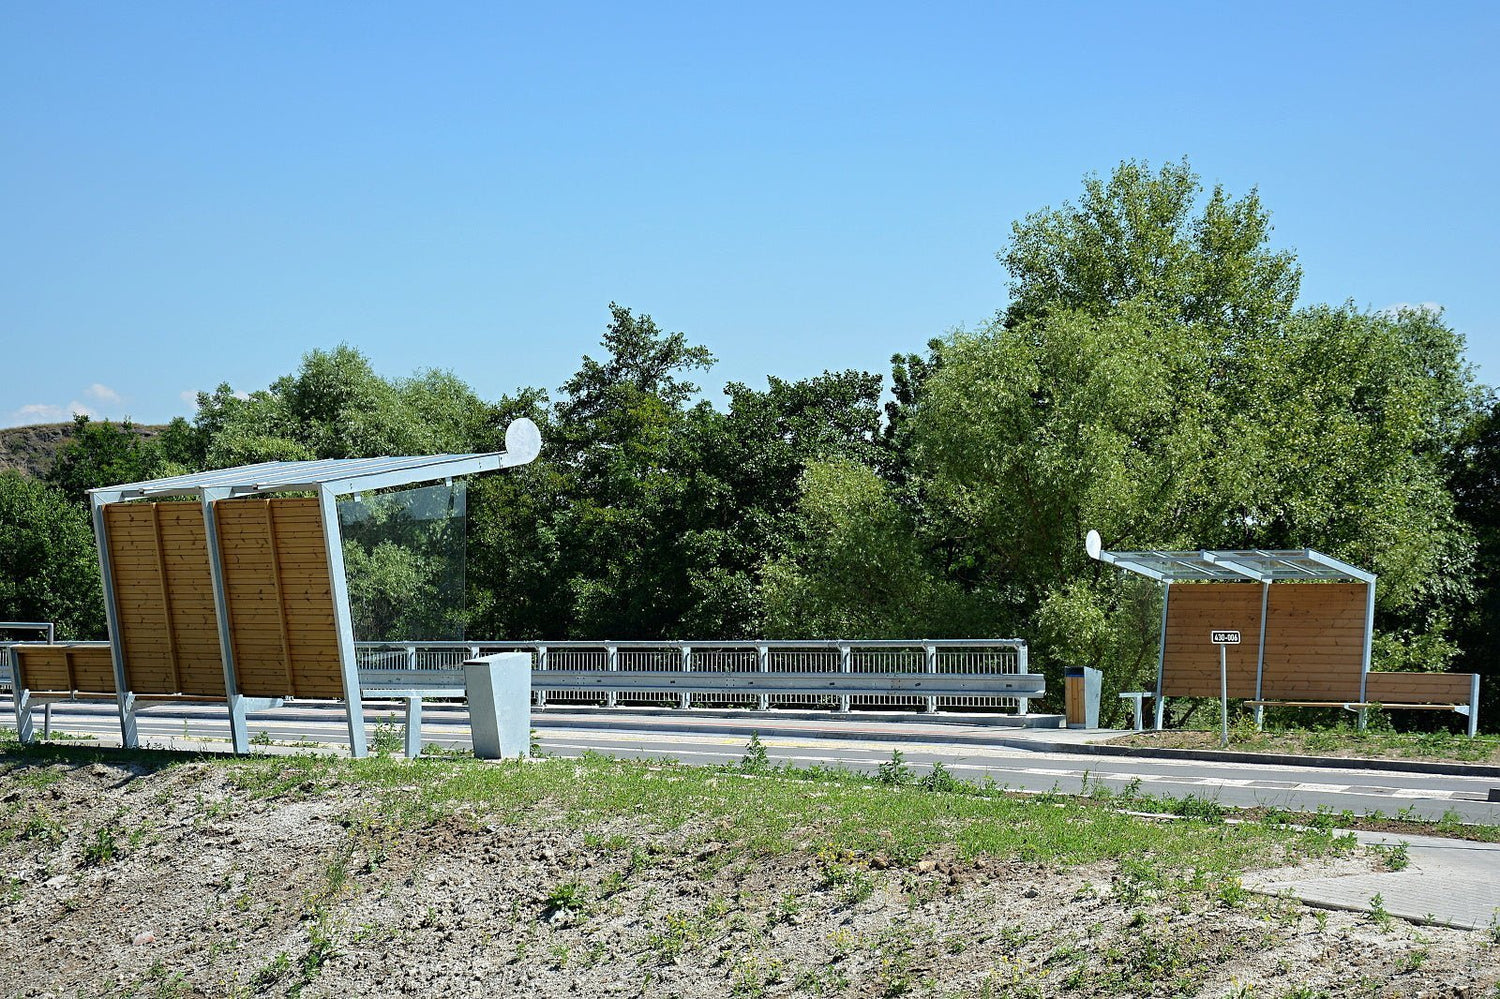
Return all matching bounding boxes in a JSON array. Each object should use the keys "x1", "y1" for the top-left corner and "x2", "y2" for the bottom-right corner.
[
  {"x1": 1085, "y1": 532, "x2": 1480, "y2": 735},
  {"x1": 9, "y1": 419, "x2": 541, "y2": 757}
]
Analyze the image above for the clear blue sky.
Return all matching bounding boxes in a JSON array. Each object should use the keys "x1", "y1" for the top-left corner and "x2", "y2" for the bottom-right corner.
[{"x1": 3, "y1": 2, "x2": 1497, "y2": 427}]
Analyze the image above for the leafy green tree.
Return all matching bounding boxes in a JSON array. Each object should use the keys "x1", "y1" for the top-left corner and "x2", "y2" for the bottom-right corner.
[
  {"x1": 1448, "y1": 394, "x2": 1500, "y2": 729},
  {"x1": 902, "y1": 162, "x2": 1479, "y2": 714},
  {"x1": 1001, "y1": 157, "x2": 1301, "y2": 336},
  {"x1": 761, "y1": 459, "x2": 989, "y2": 637},
  {"x1": 0, "y1": 472, "x2": 104, "y2": 638},
  {"x1": 45, "y1": 415, "x2": 165, "y2": 502}
]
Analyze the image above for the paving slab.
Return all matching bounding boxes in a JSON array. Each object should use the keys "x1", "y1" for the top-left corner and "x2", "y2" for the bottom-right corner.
[{"x1": 1247, "y1": 829, "x2": 1500, "y2": 931}]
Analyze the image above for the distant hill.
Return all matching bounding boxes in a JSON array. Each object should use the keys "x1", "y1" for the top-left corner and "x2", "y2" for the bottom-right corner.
[{"x1": 0, "y1": 422, "x2": 166, "y2": 480}]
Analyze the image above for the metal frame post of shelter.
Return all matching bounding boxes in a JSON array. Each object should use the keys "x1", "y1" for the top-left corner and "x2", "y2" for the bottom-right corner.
[
  {"x1": 71, "y1": 418, "x2": 542, "y2": 758},
  {"x1": 1084, "y1": 531, "x2": 1480, "y2": 736}
]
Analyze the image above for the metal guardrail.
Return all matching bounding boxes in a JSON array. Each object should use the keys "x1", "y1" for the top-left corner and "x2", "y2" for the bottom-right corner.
[
  {"x1": 0, "y1": 624, "x2": 57, "y2": 691},
  {"x1": 356, "y1": 639, "x2": 1035, "y2": 714}
]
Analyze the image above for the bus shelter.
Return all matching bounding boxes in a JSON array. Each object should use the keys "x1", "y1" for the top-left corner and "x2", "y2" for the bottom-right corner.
[
  {"x1": 11, "y1": 419, "x2": 540, "y2": 757},
  {"x1": 1085, "y1": 533, "x2": 1480, "y2": 735}
]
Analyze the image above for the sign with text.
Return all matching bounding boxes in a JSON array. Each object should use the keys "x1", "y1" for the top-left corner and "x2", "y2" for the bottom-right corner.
[{"x1": 1210, "y1": 630, "x2": 1242, "y2": 645}]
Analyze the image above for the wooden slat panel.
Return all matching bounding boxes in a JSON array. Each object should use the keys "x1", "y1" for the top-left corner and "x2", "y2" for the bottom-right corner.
[
  {"x1": 1162, "y1": 583, "x2": 1263, "y2": 697},
  {"x1": 1260, "y1": 583, "x2": 1366, "y2": 700},
  {"x1": 214, "y1": 496, "x2": 342, "y2": 700},
  {"x1": 1365, "y1": 672, "x2": 1475, "y2": 704}
]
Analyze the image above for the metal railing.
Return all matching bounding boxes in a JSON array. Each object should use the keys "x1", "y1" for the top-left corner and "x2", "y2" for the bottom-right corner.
[
  {"x1": 0, "y1": 623, "x2": 56, "y2": 691},
  {"x1": 356, "y1": 639, "x2": 1034, "y2": 714}
]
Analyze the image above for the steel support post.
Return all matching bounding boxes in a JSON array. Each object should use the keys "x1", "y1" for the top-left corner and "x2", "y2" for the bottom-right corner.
[
  {"x1": 1254, "y1": 582, "x2": 1269, "y2": 731},
  {"x1": 535, "y1": 646, "x2": 548, "y2": 708},
  {"x1": 91, "y1": 496, "x2": 138, "y2": 748},
  {"x1": 679, "y1": 645, "x2": 692, "y2": 710},
  {"x1": 1016, "y1": 643, "x2": 1030, "y2": 715},
  {"x1": 1470, "y1": 674, "x2": 1481, "y2": 739},
  {"x1": 1358, "y1": 578, "x2": 1377, "y2": 732},
  {"x1": 756, "y1": 645, "x2": 770, "y2": 711},
  {"x1": 837, "y1": 644, "x2": 851, "y2": 713},
  {"x1": 199, "y1": 488, "x2": 251, "y2": 754},
  {"x1": 319, "y1": 486, "x2": 368, "y2": 758},
  {"x1": 922, "y1": 645, "x2": 938, "y2": 714},
  {"x1": 1154, "y1": 583, "x2": 1170, "y2": 730},
  {"x1": 606, "y1": 645, "x2": 618, "y2": 708},
  {"x1": 404, "y1": 696, "x2": 423, "y2": 759},
  {"x1": 14, "y1": 687, "x2": 33, "y2": 744},
  {"x1": 1219, "y1": 644, "x2": 1229, "y2": 748}
]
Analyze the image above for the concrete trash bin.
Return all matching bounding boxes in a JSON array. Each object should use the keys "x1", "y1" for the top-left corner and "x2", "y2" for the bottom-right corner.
[
  {"x1": 465, "y1": 652, "x2": 532, "y2": 759},
  {"x1": 1064, "y1": 666, "x2": 1102, "y2": 729}
]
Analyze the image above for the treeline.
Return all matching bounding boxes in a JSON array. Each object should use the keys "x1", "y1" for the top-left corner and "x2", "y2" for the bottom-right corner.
[{"x1": 3, "y1": 160, "x2": 1498, "y2": 727}]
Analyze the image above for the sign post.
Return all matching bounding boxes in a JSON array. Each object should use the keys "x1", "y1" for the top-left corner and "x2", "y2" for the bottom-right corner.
[{"x1": 1211, "y1": 630, "x2": 1241, "y2": 747}]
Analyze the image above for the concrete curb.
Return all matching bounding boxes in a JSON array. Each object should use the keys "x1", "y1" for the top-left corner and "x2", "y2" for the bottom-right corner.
[{"x1": 1025, "y1": 740, "x2": 1500, "y2": 779}]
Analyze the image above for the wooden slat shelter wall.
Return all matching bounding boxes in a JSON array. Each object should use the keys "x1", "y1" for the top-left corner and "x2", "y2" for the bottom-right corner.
[
  {"x1": 104, "y1": 503, "x2": 225, "y2": 696},
  {"x1": 1365, "y1": 671, "x2": 1475, "y2": 705},
  {"x1": 13, "y1": 646, "x2": 115, "y2": 694},
  {"x1": 1259, "y1": 583, "x2": 1367, "y2": 701},
  {"x1": 215, "y1": 497, "x2": 344, "y2": 699},
  {"x1": 1161, "y1": 583, "x2": 1263, "y2": 697}
]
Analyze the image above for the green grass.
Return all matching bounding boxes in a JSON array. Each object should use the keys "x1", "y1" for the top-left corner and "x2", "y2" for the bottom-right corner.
[{"x1": 1114, "y1": 716, "x2": 1500, "y2": 764}]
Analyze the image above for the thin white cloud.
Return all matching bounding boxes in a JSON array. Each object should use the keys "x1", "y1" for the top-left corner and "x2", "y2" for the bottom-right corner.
[
  {"x1": 180, "y1": 390, "x2": 200, "y2": 405},
  {"x1": 84, "y1": 383, "x2": 122, "y2": 404},
  {"x1": 7, "y1": 401, "x2": 95, "y2": 426}
]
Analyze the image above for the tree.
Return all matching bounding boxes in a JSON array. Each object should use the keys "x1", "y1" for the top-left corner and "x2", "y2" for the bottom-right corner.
[
  {"x1": 1448, "y1": 394, "x2": 1500, "y2": 728},
  {"x1": 897, "y1": 162, "x2": 1480, "y2": 715},
  {"x1": 0, "y1": 472, "x2": 104, "y2": 639},
  {"x1": 760, "y1": 459, "x2": 989, "y2": 638},
  {"x1": 45, "y1": 415, "x2": 165, "y2": 502},
  {"x1": 1001, "y1": 157, "x2": 1301, "y2": 339}
]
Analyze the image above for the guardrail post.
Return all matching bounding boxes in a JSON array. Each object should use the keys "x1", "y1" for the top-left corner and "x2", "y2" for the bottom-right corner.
[
  {"x1": 606, "y1": 645, "x2": 618, "y2": 708},
  {"x1": 838, "y1": 644, "x2": 851, "y2": 713},
  {"x1": 535, "y1": 646, "x2": 548, "y2": 708},
  {"x1": 756, "y1": 645, "x2": 769, "y2": 711},
  {"x1": 923, "y1": 644, "x2": 938, "y2": 714},
  {"x1": 1016, "y1": 643, "x2": 1030, "y2": 716},
  {"x1": 680, "y1": 645, "x2": 692, "y2": 710},
  {"x1": 406, "y1": 645, "x2": 418, "y2": 670}
]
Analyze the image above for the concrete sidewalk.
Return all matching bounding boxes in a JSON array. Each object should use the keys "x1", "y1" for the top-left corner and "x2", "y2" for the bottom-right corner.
[{"x1": 1248, "y1": 830, "x2": 1500, "y2": 931}]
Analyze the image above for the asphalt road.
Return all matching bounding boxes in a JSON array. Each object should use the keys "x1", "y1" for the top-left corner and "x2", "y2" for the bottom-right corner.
[{"x1": 7, "y1": 699, "x2": 1498, "y2": 824}]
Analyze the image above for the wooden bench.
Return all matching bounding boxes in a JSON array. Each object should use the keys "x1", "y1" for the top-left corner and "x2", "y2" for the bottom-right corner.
[{"x1": 1244, "y1": 670, "x2": 1480, "y2": 737}]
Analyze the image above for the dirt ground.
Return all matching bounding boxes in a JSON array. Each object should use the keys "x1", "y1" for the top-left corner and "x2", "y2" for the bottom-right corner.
[{"x1": 3, "y1": 756, "x2": 1498, "y2": 999}]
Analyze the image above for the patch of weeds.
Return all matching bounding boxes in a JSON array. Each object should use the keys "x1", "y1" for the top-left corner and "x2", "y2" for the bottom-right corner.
[
  {"x1": 543, "y1": 879, "x2": 589, "y2": 920},
  {"x1": 80, "y1": 824, "x2": 120, "y2": 867},
  {"x1": 767, "y1": 891, "x2": 802, "y2": 926},
  {"x1": 301, "y1": 908, "x2": 340, "y2": 979},
  {"x1": 919, "y1": 760, "x2": 960, "y2": 793},
  {"x1": 17, "y1": 812, "x2": 64, "y2": 846},
  {"x1": 1170, "y1": 795, "x2": 1225, "y2": 823},
  {"x1": 1217, "y1": 875, "x2": 1249, "y2": 908},
  {"x1": 740, "y1": 732, "x2": 770, "y2": 772},
  {"x1": 643, "y1": 912, "x2": 695, "y2": 965},
  {"x1": 1397, "y1": 947, "x2": 1429, "y2": 973},
  {"x1": 876, "y1": 749, "x2": 913, "y2": 787},
  {"x1": 370, "y1": 722, "x2": 402, "y2": 758},
  {"x1": 250, "y1": 952, "x2": 293, "y2": 990},
  {"x1": 1367, "y1": 893, "x2": 1392, "y2": 931},
  {"x1": 1371, "y1": 840, "x2": 1410, "y2": 871},
  {"x1": 249, "y1": 730, "x2": 274, "y2": 747}
]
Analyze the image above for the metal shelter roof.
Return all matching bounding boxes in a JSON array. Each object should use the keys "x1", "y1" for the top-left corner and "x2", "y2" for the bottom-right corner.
[
  {"x1": 1088, "y1": 540, "x2": 1375, "y2": 585},
  {"x1": 90, "y1": 419, "x2": 543, "y2": 502}
]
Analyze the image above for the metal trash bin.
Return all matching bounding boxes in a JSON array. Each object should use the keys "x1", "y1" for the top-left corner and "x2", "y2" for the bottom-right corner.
[{"x1": 1064, "y1": 666, "x2": 1102, "y2": 729}]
